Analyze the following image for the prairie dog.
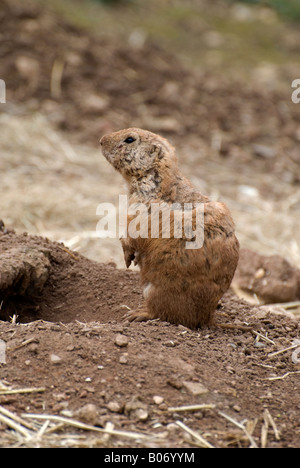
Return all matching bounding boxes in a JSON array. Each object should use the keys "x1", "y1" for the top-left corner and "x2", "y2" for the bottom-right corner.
[{"x1": 100, "y1": 128, "x2": 239, "y2": 328}]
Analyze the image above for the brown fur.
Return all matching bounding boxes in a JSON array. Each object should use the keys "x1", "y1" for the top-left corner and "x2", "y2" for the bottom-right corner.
[{"x1": 100, "y1": 128, "x2": 239, "y2": 328}]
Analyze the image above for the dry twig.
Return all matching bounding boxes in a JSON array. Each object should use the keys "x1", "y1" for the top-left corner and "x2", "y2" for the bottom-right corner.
[
  {"x1": 175, "y1": 420, "x2": 214, "y2": 448},
  {"x1": 22, "y1": 413, "x2": 153, "y2": 441},
  {"x1": 261, "y1": 408, "x2": 280, "y2": 448},
  {"x1": 218, "y1": 411, "x2": 258, "y2": 448},
  {"x1": 0, "y1": 387, "x2": 45, "y2": 395},
  {"x1": 0, "y1": 405, "x2": 35, "y2": 431},
  {"x1": 168, "y1": 404, "x2": 216, "y2": 412},
  {"x1": 0, "y1": 413, "x2": 32, "y2": 439},
  {"x1": 266, "y1": 371, "x2": 300, "y2": 381},
  {"x1": 268, "y1": 343, "x2": 299, "y2": 358}
]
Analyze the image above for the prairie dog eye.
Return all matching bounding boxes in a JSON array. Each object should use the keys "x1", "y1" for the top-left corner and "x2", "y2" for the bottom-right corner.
[{"x1": 124, "y1": 137, "x2": 136, "y2": 144}]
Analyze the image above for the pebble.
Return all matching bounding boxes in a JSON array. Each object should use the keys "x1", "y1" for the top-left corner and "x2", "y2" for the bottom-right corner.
[
  {"x1": 114, "y1": 333, "x2": 129, "y2": 348},
  {"x1": 167, "y1": 378, "x2": 183, "y2": 390},
  {"x1": 166, "y1": 423, "x2": 180, "y2": 432},
  {"x1": 163, "y1": 340, "x2": 176, "y2": 347},
  {"x1": 252, "y1": 143, "x2": 275, "y2": 159},
  {"x1": 233, "y1": 404, "x2": 241, "y2": 412},
  {"x1": 182, "y1": 381, "x2": 208, "y2": 396},
  {"x1": 50, "y1": 354, "x2": 62, "y2": 364},
  {"x1": 74, "y1": 403, "x2": 98, "y2": 425},
  {"x1": 119, "y1": 354, "x2": 128, "y2": 364},
  {"x1": 153, "y1": 395, "x2": 164, "y2": 405},
  {"x1": 107, "y1": 401, "x2": 122, "y2": 413},
  {"x1": 28, "y1": 343, "x2": 38, "y2": 354},
  {"x1": 254, "y1": 341, "x2": 266, "y2": 348},
  {"x1": 135, "y1": 408, "x2": 148, "y2": 421},
  {"x1": 124, "y1": 397, "x2": 148, "y2": 420}
]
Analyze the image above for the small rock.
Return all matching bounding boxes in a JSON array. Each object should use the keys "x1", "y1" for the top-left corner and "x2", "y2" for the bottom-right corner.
[
  {"x1": 53, "y1": 392, "x2": 67, "y2": 401},
  {"x1": 74, "y1": 404, "x2": 98, "y2": 425},
  {"x1": 135, "y1": 408, "x2": 148, "y2": 421},
  {"x1": 53, "y1": 401, "x2": 69, "y2": 413},
  {"x1": 124, "y1": 396, "x2": 148, "y2": 419},
  {"x1": 119, "y1": 354, "x2": 128, "y2": 364},
  {"x1": 153, "y1": 395, "x2": 164, "y2": 405},
  {"x1": 85, "y1": 386, "x2": 95, "y2": 394},
  {"x1": 50, "y1": 354, "x2": 62, "y2": 364},
  {"x1": 254, "y1": 341, "x2": 266, "y2": 348},
  {"x1": 182, "y1": 381, "x2": 208, "y2": 396},
  {"x1": 252, "y1": 143, "x2": 275, "y2": 159},
  {"x1": 107, "y1": 401, "x2": 123, "y2": 413},
  {"x1": 166, "y1": 423, "x2": 180, "y2": 432},
  {"x1": 163, "y1": 340, "x2": 176, "y2": 347},
  {"x1": 28, "y1": 343, "x2": 38, "y2": 354},
  {"x1": 115, "y1": 333, "x2": 129, "y2": 348},
  {"x1": 167, "y1": 378, "x2": 183, "y2": 390}
]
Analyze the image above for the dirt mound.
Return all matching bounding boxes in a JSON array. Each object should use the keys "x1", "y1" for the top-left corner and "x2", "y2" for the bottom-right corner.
[
  {"x1": 1, "y1": 0, "x2": 300, "y2": 184},
  {"x1": 0, "y1": 229, "x2": 299, "y2": 448},
  {"x1": 233, "y1": 248, "x2": 300, "y2": 304},
  {"x1": 0, "y1": 228, "x2": 141, "y2": 324}
]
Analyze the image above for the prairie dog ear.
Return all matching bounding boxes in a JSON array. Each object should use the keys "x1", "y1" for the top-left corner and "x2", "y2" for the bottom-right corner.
[{"x1": 149, "y1": 143, "x2": 165, "y2": 159}]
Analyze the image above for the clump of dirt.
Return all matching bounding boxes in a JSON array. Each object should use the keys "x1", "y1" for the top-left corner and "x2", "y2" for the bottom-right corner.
[
  {"x1": 0, "y1": 229, "x2": 299, "y2": 448},
  {"x1": 1, "y1": 0, "x2": 300, "y2": 184},
  {"x1": 233, "y1": 248, "x2": 300, "y2": 304}
]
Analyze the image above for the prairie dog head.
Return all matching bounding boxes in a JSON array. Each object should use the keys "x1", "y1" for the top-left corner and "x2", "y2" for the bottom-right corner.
[{"x1": 100, "y1": 128, "x2": 177, "y2": 182}]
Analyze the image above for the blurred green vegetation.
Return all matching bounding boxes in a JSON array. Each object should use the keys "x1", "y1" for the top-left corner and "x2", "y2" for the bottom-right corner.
[
  {"x1": 37, "y1": 0, "x2": 299, "y2": 77},
  {"x1": 236, "y1": 0, "x2": 300, "y2": 21},
  {"x1": 93, "y1": 0, "x2": 300, "y2": 21}
]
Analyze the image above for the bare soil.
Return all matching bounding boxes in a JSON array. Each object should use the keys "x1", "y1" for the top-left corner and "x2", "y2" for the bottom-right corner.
[
  {"x1": 0, "y1": 229, "x2": 299, "y2": 448},
  {"x1": 0, "y1": 0, "x2": 299, "y2": 448}
]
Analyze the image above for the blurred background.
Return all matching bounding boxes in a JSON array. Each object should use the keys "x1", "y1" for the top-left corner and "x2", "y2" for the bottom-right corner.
[{"x1": 0, "y1": 0, "x2": 299, "y2": 272}]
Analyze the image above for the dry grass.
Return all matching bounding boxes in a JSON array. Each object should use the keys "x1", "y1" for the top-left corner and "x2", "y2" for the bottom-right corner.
[{"x1": 0, "y1": 392, "x2": 288, "y2": 448}]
